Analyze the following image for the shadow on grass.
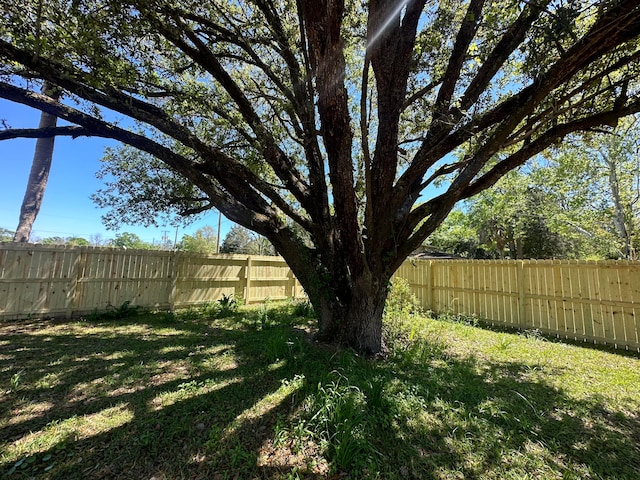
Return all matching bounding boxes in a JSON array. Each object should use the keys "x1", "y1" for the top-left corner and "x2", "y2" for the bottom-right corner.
[
  {"x1": 363, "y1": 349, "x2": 640, "y2": 479},
  {"x1": 1, "y1": 309, "x2": 639, "y2": 479}
]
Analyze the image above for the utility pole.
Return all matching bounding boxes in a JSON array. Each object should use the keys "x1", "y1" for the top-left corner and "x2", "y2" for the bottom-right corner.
[{"x1": 216, "y1": 210, "x2": 222, "y2": 254}]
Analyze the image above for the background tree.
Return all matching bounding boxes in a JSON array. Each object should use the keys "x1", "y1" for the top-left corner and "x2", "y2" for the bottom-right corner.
[
  {"x1": 2, "y1": 1, "x2": 640, "y2": 353},
  {"x1": 220, "y1": 225, "x2": 253, "y2": 254},
  {"x1": 0, "y1": 227, "x2": 16, "y2": 242},
  {"x1": 110, "y1": 232, "x2": 152, "y2": 250},
  {"x1": 464, "y1": 170, "x2": 573, "y2": 259},
  {"x1": 37, "y1": 235, "x2": 91, "y2": 246},
  {"x1": 89, "y1": 233, "x2": 107, "y2": 247},
  {"x1": 540, "y1": 119, "x2": 640, "y2": 259},
  {"x1": 428, "y1": 168, "x2": 610, "y2": 260},
  {"x1": 426, "y1": 210, "x2": 483, "y2": 258},
  {"x1": 66, "y1": 237, "x2": 90, "y2": 246},
  {"x1": 13, "y1": 82, "x2": 61, "y2": 242},
  {"x1": 248, "y1": 235, "x2": 277, "y2": 256},
  {"x1": 429, "y1": 117, "x2": 640, "y2": 260},
  {"x1": 220, "y1": 225, "x2": 275, "y2": 255},
  {"x1": 179, "y1": 226, "x2": 218, "y2": 254},
  {"x1": 40, "y1": 236, "x2": 67, "y2": 245}
]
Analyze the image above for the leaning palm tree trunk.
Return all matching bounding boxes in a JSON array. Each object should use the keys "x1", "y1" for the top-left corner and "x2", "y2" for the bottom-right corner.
[{"x1": 13, "y1": 82, "x2": 61, "y2": 242}]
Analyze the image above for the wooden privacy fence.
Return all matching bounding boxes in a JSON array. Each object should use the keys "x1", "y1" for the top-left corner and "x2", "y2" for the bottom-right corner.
[
  {"x1": 2, "y1": 243, "x2": 639, "y2": 351},
  {"x1": 395, "y1": 259, "x2": 640, "y2": 351},
  {"x1": 0, "y1": 243, "x2": 302, "y2": 320}
]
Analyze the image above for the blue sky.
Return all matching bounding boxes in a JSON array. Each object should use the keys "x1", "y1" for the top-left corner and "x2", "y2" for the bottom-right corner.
[{"x1": 0, "y1": 99, "x2": 233, "y2": 245}]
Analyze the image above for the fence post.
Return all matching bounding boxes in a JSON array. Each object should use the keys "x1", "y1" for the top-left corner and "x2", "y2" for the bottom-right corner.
[
  {"x1": 243, "y1": 256, "x2": 253, "y2": 303},
  {"x1": 425, "y1": 260, "x2": 433, "y2": 311},
  {"x1": 286, "y1": 267, "x2": 296, "y2": 299},
  {"x1": 64, "y1": 247, "x2": 78, "y2": 318},
  {"x1": 168, "y1": 251, "x2": 178, "y2": 311},
  {"x1": 68, "y1": 247, "x2": 87, "y2": 318},
  {"x1": 518, "y1": 261, "x2": 527, "y2": 327}
]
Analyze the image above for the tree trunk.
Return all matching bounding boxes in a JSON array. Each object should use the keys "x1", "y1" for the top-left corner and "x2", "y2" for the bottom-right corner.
[
  {"x1": 515, "y1": 237, "x2": 523, "y2": 260},
  {"x1": 605, "y1": 155, "x2": 632, "y2": 259},
  {"x1": 13, "y1": 82, "x2": 61, "y2": 242},
  {"x1": 312, "y1": 270, "x2": 390, "y2": 355}
]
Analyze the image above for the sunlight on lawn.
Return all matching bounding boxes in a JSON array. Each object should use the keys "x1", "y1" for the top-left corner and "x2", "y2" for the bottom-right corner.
[
  {"x1": 8, "y1": 404, "x2": 133, "y2": 460},
  {"x1": 222, "y1": 373, "x2": 305, "y2": 437},
  {"x1": 148, "y1": 376, "x2": 244, "y2": 411}
]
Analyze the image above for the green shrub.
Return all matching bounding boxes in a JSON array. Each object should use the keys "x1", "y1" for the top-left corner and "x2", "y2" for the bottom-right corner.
[
  {"x1": 85, "y1": 300, "x2": 141, "y2": 321},
  {"x1": 215, "y1": 293, "x2": 240, "y2": 317}
]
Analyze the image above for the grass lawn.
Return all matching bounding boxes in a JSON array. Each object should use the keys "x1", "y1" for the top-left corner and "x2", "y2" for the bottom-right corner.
[{"x1": 1, "y1": 298, "x2": 639, "y2": 479}]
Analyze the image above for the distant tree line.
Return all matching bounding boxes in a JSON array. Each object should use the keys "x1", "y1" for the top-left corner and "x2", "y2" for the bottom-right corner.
[
  {"x1": 0, "y1": 225, "x2": 277, "y2": 255},
  {"x1": 0, "y1": 228, "x2": 92, "y2": 246}
]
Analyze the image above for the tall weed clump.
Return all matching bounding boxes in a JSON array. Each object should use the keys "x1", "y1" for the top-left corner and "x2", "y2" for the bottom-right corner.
[
  {"x1": 382, "y1": 278, "x2": 422, "y2": 349},
  {"x1": 283, "y1": 372, "x2": 385, "y2": 475}
]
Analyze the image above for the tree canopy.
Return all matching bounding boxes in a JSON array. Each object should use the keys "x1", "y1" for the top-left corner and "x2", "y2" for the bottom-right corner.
[
  {"x1": 2, "y1": 0, "x2": 640, "y2": 353},
  {"x1": 0, "y1": 227, "x2": 15, "y2": 242}
]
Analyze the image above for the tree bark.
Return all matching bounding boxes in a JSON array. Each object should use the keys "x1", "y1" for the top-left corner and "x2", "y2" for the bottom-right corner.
[
  {"x1": 13, "y1": 82, "x2": 61, "y2": 242},
  {"x1": 314, "y1": 271, "x2": 389, "y2": 355}
]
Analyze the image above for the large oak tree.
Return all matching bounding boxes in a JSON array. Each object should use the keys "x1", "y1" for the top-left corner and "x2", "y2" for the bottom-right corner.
[{"x1": 2, "y1": 0, "x2": 640, "y2": 353}]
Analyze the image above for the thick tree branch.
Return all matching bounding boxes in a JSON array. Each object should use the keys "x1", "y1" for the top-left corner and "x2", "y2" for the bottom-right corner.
[
  {"x1": 366, "y1": 0, "x2": 427, "y2": 268},
  {"x1": 393, "y1": 0, "x2": 640, "y2": 220},
  {"x1": 289, "y1": 0, "x2": 333, "y2": 248},
  {"x1": 361, "y1": 54, "x2": 374, "y2": 231},
  {"x1": 433, "y1": 0, "x2": 485, "y2": 116},
  {"x1": 244, "y1": 0, "x2": 330, "y2": 231},
  {"x1": 0, "y1": 45, "x2": 318, "y2": 232},
  {"x1": 0, "y1": 126, "x2": 90, "y2": 140},
  {"x1": 448, "y1": 1, "x2": 640, "y2": 195},
  {"x1": 148, "y1": 12, "x2": 316, "y2": 222},
  {"x1": 0, "y1": 39, "x2": 220, "y2": 156},
  {"x1": 395, "y1": 99, "x2": 640, "y2": 264},
  {"x1": 300, "y1": 0, "x2": 362, "y2": 273},
  {"x1": 0, "y1": 81, "x2": 301, "y2": 237},
  {"x1": 459, "y1": 0, "x2": 550, "y2": 111},
  {"x1": 506, "y1": 51, "x2": 640, "y2": 145},
  {"x1": 462, "y1": 102, "x2": 640, "y2": 200}
]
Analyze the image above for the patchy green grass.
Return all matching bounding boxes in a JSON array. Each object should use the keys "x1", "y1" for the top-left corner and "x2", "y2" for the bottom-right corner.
[{"x1": 1, "y1": 298, "x2": 639, "y2": 479}]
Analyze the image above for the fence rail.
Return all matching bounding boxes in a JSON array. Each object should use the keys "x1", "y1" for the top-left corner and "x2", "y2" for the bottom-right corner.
[
  {"x1": 395, "y1": 259, "x2": 640, "y2": 351},
  {"x1": 0, "y1": 243, "x2": 302, "y2": 320},
  {"x1": 2, "y1": 244, "x2": 639, "y2": 351}
]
